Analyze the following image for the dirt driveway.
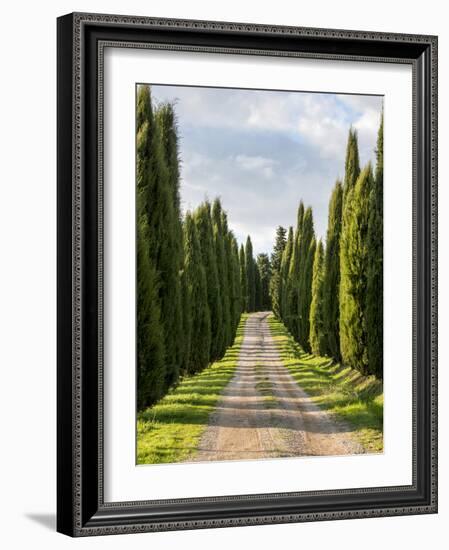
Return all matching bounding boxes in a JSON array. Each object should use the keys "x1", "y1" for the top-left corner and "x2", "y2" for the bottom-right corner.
[{"x1": 190, "y1": 312, "x2": 363, "y2": 462}]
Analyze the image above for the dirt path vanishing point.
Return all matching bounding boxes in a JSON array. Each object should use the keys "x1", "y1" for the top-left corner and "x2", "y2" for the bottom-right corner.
[{"x1": 190, "y1": 311, "x2": 364, "y2": 462}]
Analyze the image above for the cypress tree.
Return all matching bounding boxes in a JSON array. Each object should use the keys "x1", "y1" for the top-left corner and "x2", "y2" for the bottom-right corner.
[
  {"x1": 309, "y1": 240, "x2": 326, "y2": 356},
  {"x1": 239, "y1": 244, "x2": 247, "y2": 313},
  {"x1": 183, "y1": 212, "x2": 211, "y2": 374},
  {"x1": 136, "y1": 85, "x2": 183, "y2": 390},
  {"x1": 222, "y1": 210, "x2": 237, "y2": 345},
  {"x1": 212, "y1": 199, "x2": 231, "y2": 353},
  {"x1": 280, "y1": 227, "x2": 294, "y2": 322},
  {"x1": 136, "y1": 216, "x2": 165, "y2": 410},
  {"x1": 245, "y1": 236, "x2": 256, "y2": 312},
  {"x1": 343, "y1": 128, "x2": 361, "y2": 200},
  {"x1": 193, "y1": 202, "x2": 223, "y2": 361},
  {"x1": 230, "y1": 235, "x2": 242, "y2": 334},
  {"x1": 286, "y1": 202, "x2": 305, "y2": 337},
  {"x1": 297, "y1": 207, "x2": 315, "y2": 350},
  {"x1": 136, "y1": 85, "x2": 166, "y2": 408},
  {"x1": 155, "y1": 102, "x2": 185, "y2": 385},
  {"x1": 156, "y1": 103, "x2": 182, "y2": 212},
  {"x1": 254, "y1": 258, "x2": 262, "y2": 311},
  {"x1": 339, "y1": 165, "x2": 373, "y2": 374},
  {"x1": 322, "y1": 180, "x2": 343, "y2": 360},
  {"x1": 257, "y1": 253, "x2": 272, "y2": 311},
  {"x1": 366, "y1": 114, "x2": 384, "y2": 378},
  {"x1": 269, "y1": 226, "x2": 287, "y2": 318},
  {"x1": 179, "y1": 264, "x2": 191, "y2": 377}
]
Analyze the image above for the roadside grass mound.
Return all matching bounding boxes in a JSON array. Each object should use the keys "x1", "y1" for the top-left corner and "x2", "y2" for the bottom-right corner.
[
  {"x1": 267, "y1": 314, "x2": 383, "y2": 453},
  {"x1": 137, "y1": 314, "x2": 248, "y2": 464}
]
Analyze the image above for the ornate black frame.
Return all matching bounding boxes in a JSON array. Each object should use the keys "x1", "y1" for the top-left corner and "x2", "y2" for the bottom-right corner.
[{"x1": 57, "y1": 12, "x2": 438, "y2": 537}]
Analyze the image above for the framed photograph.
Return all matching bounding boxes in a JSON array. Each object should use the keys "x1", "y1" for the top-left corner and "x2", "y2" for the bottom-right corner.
[{"x1": 57, "y1": 12, "x2": 438, "y2": 536}]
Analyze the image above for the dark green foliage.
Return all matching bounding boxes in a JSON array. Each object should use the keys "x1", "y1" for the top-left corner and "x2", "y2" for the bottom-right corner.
[
  {"x1": 309, "y1": 240, "x2": 326, "y2": 356},
  {"x1": 285, "y1": 202, "x2": 305, "y2": 337},
  {"x1": 239, "y1": 244, "x2": 247, "y2": 312},
  {"x1": 155, "y1": 102, "x2": 185, "y2": 386},
  {"x1": 156, "y1": 103, "x2": 182, "y2": 211},
  {"x1": 193, "y1": 202, "x2": 223, "y2": 361},
  {"x1": 297, "y1": 208, "x2": 316, "y2": 350},
  {"x1": 179, "y1": 265, "x2": 192, "y2": 377},
  {"x1": 254, "y1": 259, "x2": 262, "y2": 311},
  {"x1": 245, "y1": 236, "x2": 256, "y2": 312},
  {"x1": 137, "y1": 85, "x2": 184, "y2": 391},
  {"x1": 322, "y1": 180, "x2": 343, "y2": 359},
  {"x1": 257, "y1": 253, "x2": 272, "y2": 310},
  {"x1": 269, "y1": 226, "x2": 287, "y2": 318},
  {"x1": 222, "y1": 210, "x2": 237, "y2": 343},
  {"x1": 343, "y1": 128, "x2": 361, "y2": 199},
  {"x1": 183, "y1": 213, "x2": 211, "y2": 374},
  {"x1": 136, "y1": 217, "x2": 165, "y2": 409},
  {"x1": 339, "y1": 165, "x2": 373, "y2": 374},
  {"x1": 279, "y1": 227, "x2": 294, "y2": 320},
  {"x1": 230, "y1": 235, "x2": 242, "y2": 333},
  {"x1": 212, "y1": 199, "x2": 232, "y2": 353},
  {"x1": 136, "y1": 85, "x2": 165, "y2": 409},
  {"x1": 366, "y1": 115, "x2": 383, "y2": 378},
  {"x1": 270, "y1": 226, "x2": 287, "y2": 273}
]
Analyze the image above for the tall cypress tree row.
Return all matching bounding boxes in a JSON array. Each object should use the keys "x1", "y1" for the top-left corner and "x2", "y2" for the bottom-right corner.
[
  {"x1": 137, "y1": 83, "x2": 385, "y2": 413},
  {"x1": 269, "y1": 226, "x2": 287, "y2": 318},
  {"x1": 343, "y1": 128, "x2": 361, "y2": 200},
  {"x1": 212, "y1": 199, "x2": 232, "y2": 353},
  {"x1": 339, "y1": 165, "x2": 373, "y2": 374},
  {"x1": 245, "y1": 236, "x2": 256, "y2": 312},
  {"x1": 155, "y1": 103, "x2": 185, "y2": 385},
  {"x1": 309, "y1": 240, "x2": 326, "y2": 356},
  {"x1": 193, "y1": 202, "x2": 223, "y2": 361},
  {"x1": 297, "y1": 208, "x2": 315, "y2": 350},
  {"x1": 280, "y1": 226, "x2": 294, "y2": 321},
  {"x1": 183, "y1": 212, "x2": 211, "y2": 374},
  {"x1": 322, "y1": 180, "x2": 343, "y2": 359},
  {"x1": 286, "y1": 202, "x2": 305, "y2": 337},
  {"x1": 239, "y1": 244, "x2": 247, "y2": 313},
  {"x1": 366, "y1": 114, "x2": 384, "y2": 378},
  {"x1": 257, "y1": 253, "x2": 272, "y2": 311}
]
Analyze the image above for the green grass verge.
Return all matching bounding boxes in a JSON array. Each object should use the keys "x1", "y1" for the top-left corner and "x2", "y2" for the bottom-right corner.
[
  {"x1": 267, "y1": 314, "x2": 383, "y2": 453},
  {"x1": 137, "y1": 314, "x2": 248, "y2": 465}
]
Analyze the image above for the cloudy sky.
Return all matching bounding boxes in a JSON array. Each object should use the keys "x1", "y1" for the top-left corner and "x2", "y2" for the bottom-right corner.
[{"x1": 151, "y1": 84, "x2": 383, "y2": 256}]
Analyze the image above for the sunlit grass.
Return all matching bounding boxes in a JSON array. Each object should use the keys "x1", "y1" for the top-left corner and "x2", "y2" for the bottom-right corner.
[
  {"x1": 267, "y1": 314, "x2": 383, "y2": 453},
  {"x1": 136, "y1": 315, "x2": 248, "y2": 464}
]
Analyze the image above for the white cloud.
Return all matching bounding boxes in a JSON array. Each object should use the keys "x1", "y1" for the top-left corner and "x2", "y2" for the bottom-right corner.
[{"x1": 234, "y1": 154, "x2": 278, "y2": 179}]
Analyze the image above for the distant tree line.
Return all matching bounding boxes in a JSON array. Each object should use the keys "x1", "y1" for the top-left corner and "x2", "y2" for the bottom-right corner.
[
  {"x1": 137, "y1": 85, "x2": 272, "y2": 410},
  {"x1": 269, "y1": 119, "x2": 383, "y2": 379}
]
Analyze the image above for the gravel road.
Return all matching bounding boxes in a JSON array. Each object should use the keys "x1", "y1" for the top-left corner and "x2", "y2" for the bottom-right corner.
[{"x1": 190, "y1": 312, "x2": 364, "y2": 462}]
